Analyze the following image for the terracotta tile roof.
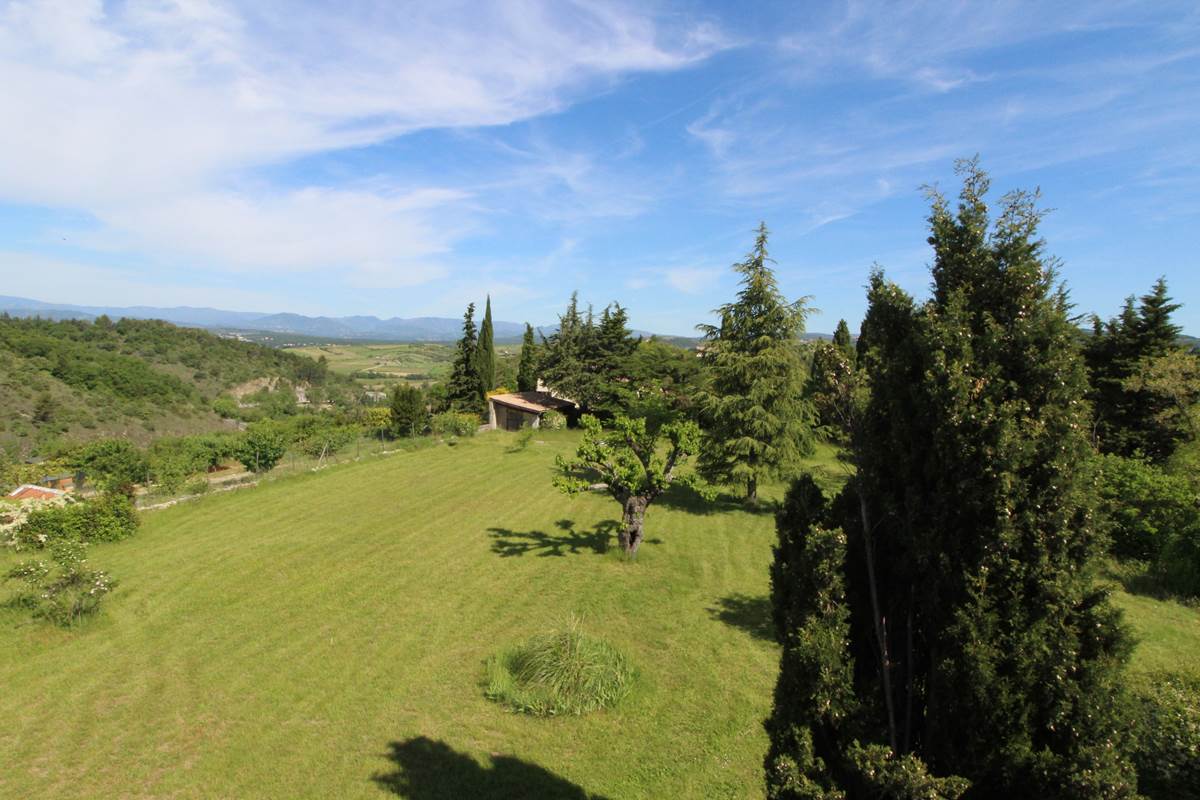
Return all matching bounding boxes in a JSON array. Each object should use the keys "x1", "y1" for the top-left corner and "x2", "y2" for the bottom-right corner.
[
  {"x1": 487, "y1": 391, "x2": 574, "y2": 414},
  {"x1": 7, "y1": 484, "x2": 67, "y2": 501}
]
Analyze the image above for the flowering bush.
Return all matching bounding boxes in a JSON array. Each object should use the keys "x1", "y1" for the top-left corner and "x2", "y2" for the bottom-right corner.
[
  {"x1": 5, "y1": 538, "x2": 115, "y2": 626},
  {"x1": 4, "y1": 494, "x2": 138, "y2": 551}
]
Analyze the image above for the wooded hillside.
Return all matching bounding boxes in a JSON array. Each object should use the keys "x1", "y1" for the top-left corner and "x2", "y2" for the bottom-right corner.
[{"x1": 0, "y1": 315, "x2": 351, "y2": 455}]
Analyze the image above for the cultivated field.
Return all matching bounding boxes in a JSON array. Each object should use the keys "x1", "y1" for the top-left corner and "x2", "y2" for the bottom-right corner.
[
  {"x1": 1, "y1": 432, "x2": 1195, "y2": 799},
  {"x1": 291, "y1": 342, "x2": 520, "y2": 391}
]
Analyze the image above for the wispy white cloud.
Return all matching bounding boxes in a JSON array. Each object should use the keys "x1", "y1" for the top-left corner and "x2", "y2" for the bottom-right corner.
[{"x1": 0, "y1": 0, "x2": 726, "y2": 285}]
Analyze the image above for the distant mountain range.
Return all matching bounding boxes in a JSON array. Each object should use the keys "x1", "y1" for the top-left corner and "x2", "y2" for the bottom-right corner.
[{"x1": 0, "y1": 295, "x2": 537, "y2": 342}]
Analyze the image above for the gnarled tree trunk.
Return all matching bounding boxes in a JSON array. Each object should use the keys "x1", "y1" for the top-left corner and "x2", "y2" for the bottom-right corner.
[{"x1": 619, "y1": 495, "x2": 650, "y2": 558}]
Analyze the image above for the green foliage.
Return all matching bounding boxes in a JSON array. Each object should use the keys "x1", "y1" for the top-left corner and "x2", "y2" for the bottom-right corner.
[
  {"x1": 554, "y1": 414, "x2": 704, "y2": 556},
  {"x1": 1086, "y1": 279, "x2": 1195, "y2": 462},
  {"x1": 539, "y1": 294, "x2": 639, "y2": 414},
  {"x1": 517, "y1": 322, "x2": 538, "y2": 392},
  {"x1": 294, "y1": 419, "x2": 358, "y2": 459},
  {"x1": 1095, "y1": 453, "x2": 1200, "y2": 562},
  {"x1": 389, "y1": 384, "x2": 428, "y2": 438},
  {"x1": 447, "y1": 303, "x2": 484, "y2": 414},
  {"x1": 1128, "y1": 672, "x2": 1200, "y2": 800},
  {"x1": 1160, "y1": 513, "x2": 1200, "y2": 597},
  {"x1": 843, "y1": 743, "x2": 970, "y2": 800},
  {"x1": 430, "y1": 411, "x2": 478, "y2": 439},
  {"x1": 5, "y1": 494, "x2": 139, "y2": 550},
  {"x1": 476, "y1": 296, "x2": 496, "y2": 395},
  {"x1": 831, "y1": 320, "x2": 854, "y2": 360},
  {"x1": 5, "y1": 537, "x2": 115, "y2": 626},
  {"x1": 149, "y1": 433, "x2": 237, "y2": 492},
  {"x1": 485, "y1": 621, "x2": 635, "y2": 716},
  {"x1": 765, "y1": 476, "x2": 859, "y2": 800},
  {"x1": 234, "y1": 421, "x2": 288, "y2": 473},
  {"x1": 620, "y1": 338, "x2": 706, "y2": 426},
  {"x1": 697, "y1": 223, "x2": 815, "y2": 501},
  {"x1": 539, "y1": 409, "x2": 567, "y2": 430},
  {"x1": 0, "y1": 316, "x2": 350, "y2": 452},
  {"x1": 70, "y1": 438, "x2": 148, "y2": 495},
  {"x1": 805, "y1": 341, "x2": 858, "y2": 441},
  {"x1": 767, "y1": 161, "x2": 1138, "y2": 799}
]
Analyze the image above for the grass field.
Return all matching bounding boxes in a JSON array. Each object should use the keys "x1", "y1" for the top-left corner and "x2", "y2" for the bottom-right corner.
[
  {"x1": 0, "y1": 431, "x2": 794, "y2": 799},
  {"x1": 2, "y1": 432, "x2": 1195, "y2": 799}
]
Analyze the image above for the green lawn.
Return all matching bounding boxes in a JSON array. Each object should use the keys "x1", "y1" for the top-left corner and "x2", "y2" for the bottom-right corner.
[
  {"x1": 1, "y1": 431, "x2": 787, "y2": 799},
  {"x1": 2, "y1": 431, "x2": 1196, "y2": 799}
]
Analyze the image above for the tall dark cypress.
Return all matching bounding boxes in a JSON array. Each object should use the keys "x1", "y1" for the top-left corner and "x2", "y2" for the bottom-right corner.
[
  {"x1": 517, "y1": 323, "x2": 538, "y2": 392},
  {"x1": 766, "y1": 160, "x2": 1137, "y2": 800},
  {"x1": 476, "y1": 295, "x2": 496, "y2": 400}
]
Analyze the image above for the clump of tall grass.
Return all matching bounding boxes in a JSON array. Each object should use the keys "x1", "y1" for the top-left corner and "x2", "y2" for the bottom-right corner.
[{"x1": 485, "y1": 620, "x2": 634, "y2": 716}]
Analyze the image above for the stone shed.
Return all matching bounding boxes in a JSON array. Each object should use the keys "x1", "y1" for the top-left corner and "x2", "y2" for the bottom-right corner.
[{"x1": 487, "y1": 391, "x2": 575, "y2": 431}]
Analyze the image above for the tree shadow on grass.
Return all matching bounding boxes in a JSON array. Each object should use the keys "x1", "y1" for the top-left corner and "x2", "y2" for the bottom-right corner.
[
  {"x1": 488, "y1": 519, "x2": 627, "y2": 558},
  {"x1": 654, "y1": 482, "x2": 777, "y2": 517},
  {"x1": 373, "y1": 736, "x2": 610, "y2": 800},
  {"x1": 708, "y1": 593, "x2": 776, "y2": 642}
]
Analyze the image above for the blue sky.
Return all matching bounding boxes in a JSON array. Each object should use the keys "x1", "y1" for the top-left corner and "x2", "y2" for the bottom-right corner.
[{"x1": 0, "y1": 1, "x2": 1197, "y2": 335}]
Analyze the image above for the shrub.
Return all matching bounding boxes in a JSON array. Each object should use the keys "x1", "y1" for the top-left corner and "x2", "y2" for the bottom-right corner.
[
  {"x1": 234, "y1": 422, "x2": 288, "y2": 473},
  {"x1": 1160, "y1": 523, "x2": 1200, "y2": 597},
  {"x1": 296, "y1": 423, "x2": 357, "y2": 458},
  {"x1": 6, "y1": 494, "x2": 138, "y2": 550},
  {"x1": 430, "y1": 411, "x2": 477, "y2": 439},
  {"x1": 70, "y1": 439, "x2": 148, "y2": 496},
  {"x1": 539, "y1": 409, "x2": 567, "y2": 430},
  {"x1": 1129, "y1": 672, "x2": 1200, "y2": 800},
  {"x1": 5, "y1": 538, "x2": 115, "y2": 626},
  {"x1": 1095, "y1": 453, "x2": 1200, "y2": 562},
  {"x1": 485, "y1": 622, "x2": 634, "y2": 716}
]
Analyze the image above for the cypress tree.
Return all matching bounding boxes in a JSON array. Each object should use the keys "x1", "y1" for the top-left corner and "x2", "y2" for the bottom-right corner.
[
  {"x1": 831, "y1": 319, "x2": 854, "y2": 362},
  {"x1": 517, "y1": 323, "x2": 538, "y2": 392},
  {"x1": 766, "y1": 160, "x2": 1137, "y2": 799},
  {"x1": 697, "y1": 223, "x2": 815, "y2": 502},
  {"x1": 476, "y1": 295, "x2": 496, "y2": 399},
  {"x1": 447, "y1": 303, "x2": 482, "y2": 414}
]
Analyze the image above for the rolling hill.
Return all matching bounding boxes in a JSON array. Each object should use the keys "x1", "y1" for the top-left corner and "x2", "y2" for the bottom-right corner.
[{"x1": 0, "y1": 315, "x2": 350, "y2": 455}]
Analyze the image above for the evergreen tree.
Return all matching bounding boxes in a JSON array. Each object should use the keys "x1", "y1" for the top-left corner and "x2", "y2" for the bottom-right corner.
[
  {"x1": 517, "y1": 323, "x2": 538, "y2": 392},
  {"x1": 447, "y1": 303, "x2": 483, "y2": 414},
  {"x1": 540, "y1": 294, "x2": 637, "y2": 413},
  {"x1": 590, "y1": 303, "x2": 640, "y2": 413},
  {"x1": 540, "y1": 292, "x2": 586, "y2": 401},
  {"x1": 476, "y1": 295, "x2": 496, "y2": 399},
  {"x1": 831, "y1": 319, "x2": 854, "y2": 362},
  {"x1": 766, "y1": 161, "x2": 1137, "y2": 799},
  {"x1": 389, "y1": 384, "x2": 428, "y2": 437},
  {"x1": 696, "y1": 223, "x2": 814, "y2": 502},
  {"x1": 1087, "y1": 278, "x2": 1188, "y2": 461}
]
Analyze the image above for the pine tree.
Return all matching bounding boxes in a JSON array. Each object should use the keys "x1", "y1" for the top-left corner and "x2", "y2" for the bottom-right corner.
[
  {"x1": 832, "y1": 319, "x2": 854, "y2": 362},
  {"x1": 697, "y1": 223, "x2": 814, "y2": 502},
  {"x1": 447, "y1": 303, "x2": 483, "y2": 414},
  {"x1": 1087, "y1": 278, "x2": 1189, "y2": 461},
  {"x1": 540, "y1": 294, "x2": 637, "y2": 413},
  {"x1": 766, "y1": 161, "x2": 1137, "y2": 799},
  {"x1": 476, "y1": 295, "x2": 496, "y2": 399},
  {"x1": 517, "y1": 323, "x2": 538, "y2": 392}
]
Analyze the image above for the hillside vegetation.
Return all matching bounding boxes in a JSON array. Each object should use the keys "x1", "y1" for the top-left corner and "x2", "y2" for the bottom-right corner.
[{"x1": 0, "y1": 316, "x2": 350, "y2": 454}]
